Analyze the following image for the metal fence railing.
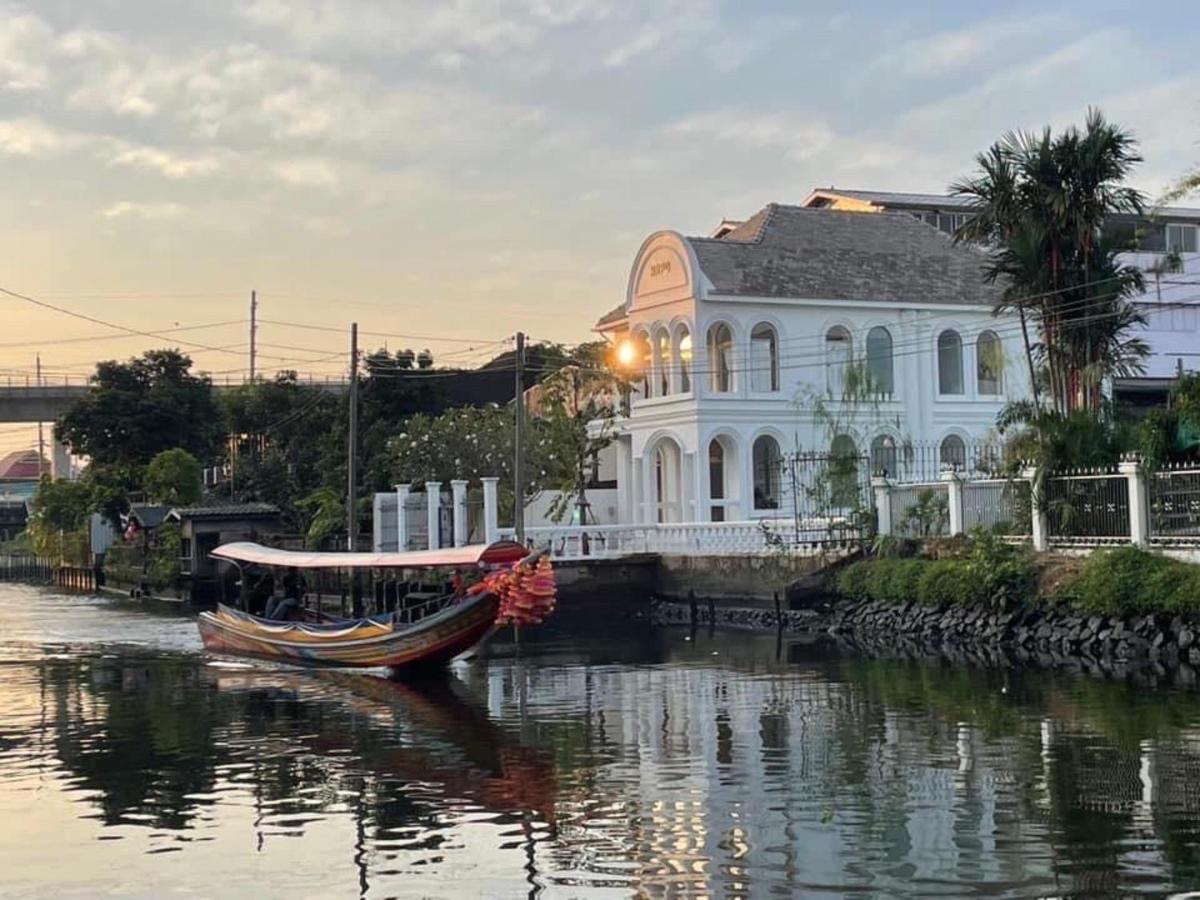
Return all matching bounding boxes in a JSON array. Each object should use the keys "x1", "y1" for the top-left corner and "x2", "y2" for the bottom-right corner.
[
  {"x1": 962, "y1": 479, "x2": 1032, "y2": 536},
  {"x1": 1044, "y1": 471, "x2": 1130, "y2": 543},
  {"x1": 889, "y1": 483, "x2": 950, "y2": 538},
  {"x1": 1149, "y1": 466, "x2": 1200, "y2": 544}
]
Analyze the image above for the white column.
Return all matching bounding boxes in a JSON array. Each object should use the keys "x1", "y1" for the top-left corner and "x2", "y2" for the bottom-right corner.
[
  {"x1": 682, "y1": 450, "x2": 696, "y2": 522},
  {"x1": 632, "y1": 456, "x2": 645, "y2": 524},
  {"x1": 372, "y1": 492, "x2": 385, "y2": 551},
  {"x1": 1120, "y1": 455, "x2": 1149, "y2": 547},
  {"x1": 395, "y1": 483, "x2": 411, "y2": 551},
  {"x1": 425, "y1": 481, "x2": 441, "y2": 550},
  {"x1": 481, "y1": 477, "x2": 500, "y2": 543},
  {"x1": 616, "y1": 437, "x2": 632, "y2": 524},
  {"x1": 450, "y1": 479, "x2": 469, "y2": 547},
  {"x1": 1023, "y1": 466, "x2": 1048, "y2": 552},
  {"x1": 872, "y1": 476, "x2": 893, "y2": 537},
  {"x1": 51, "y1": 440, "x2": 72, "y2": 480},
  {"x1": 942, "y1": 468, "x2": 964, "y2": 536}
]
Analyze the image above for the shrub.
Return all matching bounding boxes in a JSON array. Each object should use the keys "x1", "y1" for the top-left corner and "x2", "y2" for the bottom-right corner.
[
  {"x1": 867, "y1": 558, "x2": 927, "y2": 604},
  {"x1": 837, "y1": 561, "x2": 873, "y2": 601},
  {"x1": 1056, "y1": 547, "x2": 1174, "y2": 615},
  {"x1": 917, "y1": 560, "x2": 989, "y2": 608}
]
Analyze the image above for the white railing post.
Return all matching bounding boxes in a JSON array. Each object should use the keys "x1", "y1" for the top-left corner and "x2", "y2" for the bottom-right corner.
[
  {"x1": 450, "y1": 479, "x2": 469, "y2": 547},
  {"x1": 1120, "y1": 455, "x2": 1148, "y2": 547},
  {"x1": 425, "y1": 481, "x2": 441, "y2": 550},
  {"x1": 481, "y1": 477, "x2": 500, "y2": 544},
  {"x1": 394, "y1": 483, "x2": 411, "y2": 551},
  {"x1": 941, "y1": 468, "x2": 964, "y2": 536},
  {"x1": 872, "y1": 475, "x2": 893, "y2": 537},
  {"x1": 1022, "y1": 465, "x2": 1048, "y2": 552},
  {"x1": 372, "y1": 492, "x2": 385, "y2": 551}
]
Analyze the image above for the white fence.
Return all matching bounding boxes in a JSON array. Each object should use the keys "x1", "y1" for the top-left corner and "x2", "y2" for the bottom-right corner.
[{"x1": 499, "y1": 518, "x2": 860, "y2": 560}]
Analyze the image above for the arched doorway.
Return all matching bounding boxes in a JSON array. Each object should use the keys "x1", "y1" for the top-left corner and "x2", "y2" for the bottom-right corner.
[
  {"x1": 649, "y1": 436, "x2": 683, "y2": 523},
  {"x1": 707, "y1": 434, "x2": 741, "y2": 521}
]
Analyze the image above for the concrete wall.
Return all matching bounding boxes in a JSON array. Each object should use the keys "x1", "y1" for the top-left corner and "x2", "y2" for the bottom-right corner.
[{"x1": 654, "y1": 552, "x2": 847, "y2": 606}]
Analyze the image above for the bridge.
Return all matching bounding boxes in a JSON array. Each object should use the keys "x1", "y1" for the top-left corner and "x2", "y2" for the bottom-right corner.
[{"x1": 0, "y1": 380, "x2": 349, "y2": 423}]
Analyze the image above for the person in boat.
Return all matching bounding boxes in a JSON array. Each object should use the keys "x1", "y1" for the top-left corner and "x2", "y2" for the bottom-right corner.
[
  {"x1": 248, "y1": 571, "x2": 275, "y2": 616},
  {"x1": 265, "y1": 568, "x2": 303, "y2": 621}
]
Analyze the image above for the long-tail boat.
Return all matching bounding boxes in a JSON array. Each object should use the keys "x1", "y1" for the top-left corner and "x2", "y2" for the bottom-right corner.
[{"x1": 196, "y1": 541, "x2": 555, "y2": 671}]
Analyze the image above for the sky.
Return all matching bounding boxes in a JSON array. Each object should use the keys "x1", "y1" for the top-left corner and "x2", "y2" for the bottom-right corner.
[{"x1": 1, "y1": 0, "x2": 1199, "y2": 455}]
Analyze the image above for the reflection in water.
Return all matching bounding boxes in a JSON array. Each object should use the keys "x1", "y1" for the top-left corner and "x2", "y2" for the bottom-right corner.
[{"x1": 2, "y1": 586, "x2": 1200, "y2": 898}]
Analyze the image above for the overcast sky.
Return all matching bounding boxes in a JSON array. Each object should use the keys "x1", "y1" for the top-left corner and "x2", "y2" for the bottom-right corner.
[{"x1": 1, "y1": 1, "x2": 1199, "y2": 454}]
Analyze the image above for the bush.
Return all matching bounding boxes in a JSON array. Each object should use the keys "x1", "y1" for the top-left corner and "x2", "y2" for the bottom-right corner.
[
  {"x1": 1056, "y1": 546, "x2": 1175, "y2": 615},
  {"x1": 867, "y1": 558, "x2": 927, "y2": 604},
  {"x1": 917, "y1": 559, "x2": 989, "y2": 607},
  {"x1": 837, "y1": 560, "x2": 873, "y2": 601}
]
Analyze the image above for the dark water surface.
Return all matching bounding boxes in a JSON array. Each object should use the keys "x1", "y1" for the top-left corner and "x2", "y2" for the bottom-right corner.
[{"x1": 3, "y1": 587, "x2": 1200, "y2": 898}]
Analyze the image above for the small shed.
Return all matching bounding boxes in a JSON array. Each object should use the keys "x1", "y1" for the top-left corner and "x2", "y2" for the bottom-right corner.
[
  {"x1": 0, "y1": 498, "x2": 28, "y2": 542},
  {"x1": 167, "y1": 503, "x2": 283, "y2": 582}
]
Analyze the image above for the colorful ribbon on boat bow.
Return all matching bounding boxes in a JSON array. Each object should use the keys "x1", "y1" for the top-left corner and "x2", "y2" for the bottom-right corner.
[{"x1": 471, "y1": 556, "x2": 557, "y2": 627}]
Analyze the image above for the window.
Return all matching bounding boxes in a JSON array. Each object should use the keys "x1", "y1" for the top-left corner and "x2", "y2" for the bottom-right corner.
[
  {"x1": 677, "y1": 328, "x2": 692, "y2": 393},
  {"x1": 829, "y1": 434, "x2": 860, "y2": 508},
  {"x1": 866, "y1": 326, "x2": 893, "y2": 395},
  {"x1": 752, "y1": 435, "x2": 782, "y2": 510},
  {"x1": 1167, "y1": 224, "x2": 1198, "y2": 254},
  {"x1": 940, "y1": 434, "x2": 967, "y2": 471},
  {"x1": 750, "y1": 323, "x2": 779, "y2": 392},
  {"x1": 707, "y1": 324, "x2": 734, "y2": 393},
  {"x1": 870, "y1": 435, "x2": 897, "y2": 477},
  {"x1": 708, "y1": 439, "x2": 726, "y2": 522},
  {"x1": 976, "y1": 330, "x2": 1002, "y2": 395},
  {"x1": 937, "y1": 329, "x2": 963, "y2": 395},
  {"x1": 825, "y1": 326, "x2": 852, "y2": 398},
  {"x1": 914, "y1": 211, "x2": 972, "y2": 234},
  {"x1": 655, "y1": 330, "x2": 671, "y2": 396},
  {"x1": 634, "y1": 332, "x2": 652, "y2": 398}
]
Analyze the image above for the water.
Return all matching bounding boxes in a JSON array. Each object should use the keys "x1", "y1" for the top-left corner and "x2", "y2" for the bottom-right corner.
[{"x1": 2, "y1": 586, "x2": 1200, "y2": 899}]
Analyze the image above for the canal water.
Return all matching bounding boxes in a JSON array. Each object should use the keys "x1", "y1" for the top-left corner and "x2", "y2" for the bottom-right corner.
[{"x1": 2, "y1": 586, "x2": 1200, "y2": 899}]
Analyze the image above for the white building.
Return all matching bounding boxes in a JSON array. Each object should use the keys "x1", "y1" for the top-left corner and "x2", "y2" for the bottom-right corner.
[
  {"x1": 802, "y1": 188, "x2": 1200, "y2": 408},
  {"x1": 595, "y1": 203, "x2": 1032, "y2": 526}
]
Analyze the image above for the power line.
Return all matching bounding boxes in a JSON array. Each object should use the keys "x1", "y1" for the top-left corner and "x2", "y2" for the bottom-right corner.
[{"x1": 257, "y1": 318, "x2": 494, "y2": 345}]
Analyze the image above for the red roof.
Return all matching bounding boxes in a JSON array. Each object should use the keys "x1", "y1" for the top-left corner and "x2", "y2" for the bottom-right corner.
[{"x1": 0, "y1": 450, "x2": 47, "y2": 481}]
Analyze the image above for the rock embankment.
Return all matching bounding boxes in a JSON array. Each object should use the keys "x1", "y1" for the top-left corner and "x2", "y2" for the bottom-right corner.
[{"x1": 653, "y1": 596, "x2": 1200, "y2": 667}]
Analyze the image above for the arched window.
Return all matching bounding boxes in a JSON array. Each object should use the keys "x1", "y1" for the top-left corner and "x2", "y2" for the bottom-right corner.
[
  {"x1": 677, "y1": 327, "x2": 692, "y2": 393},
  {"x1": 750, "y1": 323, "x2": 779, "y2": 392},
  {"x1": 707, "y1": 323, "x2": 733, "y2": 393},
  {"x1": 825, "y1": 326, "x2": 852, "y2": 398},
  {"x1": 937, "y1": 329, "x2": 963, "y2": 395},
  {"x1": 866, "y1": 326, "x2": 893, "y2": 396},
  {"x1": 976, "y1": 330, "x2": 1002, "y2": 395},
  {"x1": 633, "y1": 332, "x2": 652, "y2": 398},
  {"x1": 654, "y1": 330, "x2": 671, "y2": 396},
  {"x1": 940, "y1": 434, "x2": 967, "y2": 471},
  {"x1": 708, "y1": 439, "x2": 726, "y2": 522},
  {"x1": 870, "y1": 434, "x2": 897, "y2": 477},
  {"x1": 829, "y1": 434, "x2": 860, "y2": 508},
  {"x1": 752, "y1": 435, "x2": 782, "y2": 510}
]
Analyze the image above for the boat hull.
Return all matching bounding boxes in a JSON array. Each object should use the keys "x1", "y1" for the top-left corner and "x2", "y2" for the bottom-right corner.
[{"x1": 196, "y1": 593, "x2": 500, "y2": 670}]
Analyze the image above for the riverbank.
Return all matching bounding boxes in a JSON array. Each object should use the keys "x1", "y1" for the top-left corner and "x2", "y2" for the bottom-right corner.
[{"x1": 652, "y1": 542, "x2": 1200, "y2": 674}]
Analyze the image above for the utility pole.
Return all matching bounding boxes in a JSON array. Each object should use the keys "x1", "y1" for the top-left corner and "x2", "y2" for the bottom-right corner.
[
  {"x1": 35, "y1": 354, "x2": 45, "y2": 478},
  {"x1": 347, "y1": 322, "x2": 359, "y2": 552},
  {"x1": 249, "y1": 290, "x2": 257, "y2": 382},
  {"x1": 513, "y1": 332, "x2": 526, "y2": 544}
]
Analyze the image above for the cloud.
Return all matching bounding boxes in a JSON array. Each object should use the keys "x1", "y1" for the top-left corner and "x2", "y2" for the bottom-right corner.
[
  {"x1": 0, "y1": 11, "x2": 55, "y2": 90},
  {"x1": 0, "y1": 117, "x2": 83, "y2": 157},
  {"x1": 107, "y1": 144, "x2": 226, "y2": 179},
  {"x1": 874, "y1": 13, "x2": 1071, "y2": 78},
  {"x1": 272, "y1": 157, "x2": 340, "y2": 189},
  {"x1": 664, "y1": 110, "x2": 835, "y2": 162},
  {"x1": 101, "y1": 201, "x2": 187, "y2": 221}
]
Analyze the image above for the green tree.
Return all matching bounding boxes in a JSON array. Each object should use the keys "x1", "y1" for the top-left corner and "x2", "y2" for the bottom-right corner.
[
  {"x1": 56, "y1": 349, "x2": 222, "y2": 468},
  {"x1": 531, "y1": 344, "x2": 620, "y2": 523},
  {"x1": 952, "y1": 108, "x2": 1148, "y2": 415},
  {"x1": 143, "y1": 449, "x2": 203, "y2": 506},
  {"x1": 296, "y1": 487, "x2": 346, "y2": 549},
  {"x1": 219, "y1": 373, "x2": 339, "y2": 531},
  {"x1": 27, "y1": 475, "x2": 93, "y2": 562}
]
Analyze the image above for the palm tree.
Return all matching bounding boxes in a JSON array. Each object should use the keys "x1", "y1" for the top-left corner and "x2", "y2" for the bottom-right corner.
[{"x1": 951, "y1": 108, "x2": 1147, "y2": 415}]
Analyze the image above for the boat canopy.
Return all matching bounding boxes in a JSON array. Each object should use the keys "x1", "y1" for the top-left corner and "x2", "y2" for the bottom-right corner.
[{"x1": 210, "y1": 540, "x2": 528, "y2": 570}]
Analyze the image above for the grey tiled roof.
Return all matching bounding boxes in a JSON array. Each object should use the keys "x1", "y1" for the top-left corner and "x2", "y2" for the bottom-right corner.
[
  {"x1": 594, "y1": 303, "x2": 627, "y2": 328},
  {"x1": 169, "y1": 502, "x2": 281, "y2": 520},
  {"x1": 808, "y1": 189, "x2": 977, "y2": 210},
  {"x1": 687, "y1": 204, "x2": 1003, "y2": 306},
  {"x1": 129, "y1": 504, "x2": 171, "y2": 528}
]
